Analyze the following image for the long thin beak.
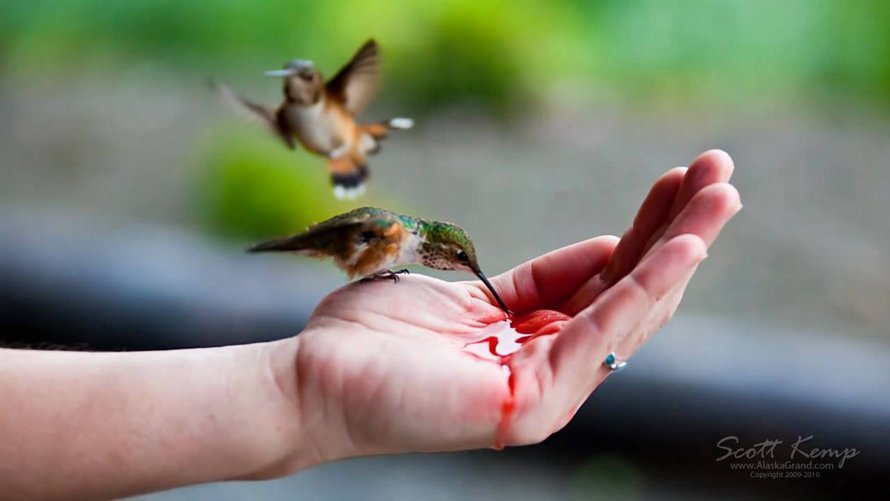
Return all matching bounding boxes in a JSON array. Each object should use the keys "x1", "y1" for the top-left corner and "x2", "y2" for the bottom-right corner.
[
  {"x1": 475, "y1": 271, "x2": 510, "y2": 314},
  {"x1": 264, "y1": 69, "x2": 295, "y2": 77}
]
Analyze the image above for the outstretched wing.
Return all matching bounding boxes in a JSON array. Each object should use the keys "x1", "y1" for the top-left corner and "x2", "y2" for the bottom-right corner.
[
  {"x1": 325, "y1": 39, "x2": 381, "y2": 115},
  {"x1": 210, "y1": 80, "x2": 295, "y2": 150}
]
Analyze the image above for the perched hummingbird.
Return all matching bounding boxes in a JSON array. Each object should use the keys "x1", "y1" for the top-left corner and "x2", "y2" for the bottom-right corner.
[
  {"x1": 212, "y1": 39, "x2": 413, "y2": 199},
  {"x1": 248, "y1": 207, "x2": 509, "y2": 313}
]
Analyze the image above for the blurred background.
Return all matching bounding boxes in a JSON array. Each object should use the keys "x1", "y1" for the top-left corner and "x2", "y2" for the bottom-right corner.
[{"x1": 2, "y1": 0, "x2": 889, "y2": 499}]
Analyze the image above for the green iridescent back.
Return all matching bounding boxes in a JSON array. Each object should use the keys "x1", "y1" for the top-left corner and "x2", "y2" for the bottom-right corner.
[{"x1": 306, "y1": 206, "x2": 397, "y2": 232}]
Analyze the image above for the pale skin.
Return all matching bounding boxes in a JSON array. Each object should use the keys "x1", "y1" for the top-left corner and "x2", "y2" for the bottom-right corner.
[{"x1": 0, "y1": 150, "x2": 741, "y2": 499}]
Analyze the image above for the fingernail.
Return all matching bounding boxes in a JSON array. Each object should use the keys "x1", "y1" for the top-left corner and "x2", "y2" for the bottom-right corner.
[
  {"x1": 599, "y1": 265, "x2": 614, "y2": 284},
  {"x1": 692, "y1": 247, "x2": 708, "y2": 265}
]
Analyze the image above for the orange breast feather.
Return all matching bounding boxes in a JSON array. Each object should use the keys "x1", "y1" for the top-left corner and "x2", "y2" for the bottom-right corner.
[{"x1": 349, "y1": 222, "x2": 406, "y2": 278}]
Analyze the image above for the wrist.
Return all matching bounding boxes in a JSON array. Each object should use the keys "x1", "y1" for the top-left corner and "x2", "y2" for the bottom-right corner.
[
  {"x1": 258, "y1": 327, "x2": 366, "y2": 474},
  {"x1": 236, "y1": 336, "x2": 322, "y2": 479}
]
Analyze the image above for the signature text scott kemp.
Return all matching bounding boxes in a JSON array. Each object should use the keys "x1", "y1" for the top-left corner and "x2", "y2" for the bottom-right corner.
[{"x1": 716, "y1": 435, "x2": 859, "y2": 469}]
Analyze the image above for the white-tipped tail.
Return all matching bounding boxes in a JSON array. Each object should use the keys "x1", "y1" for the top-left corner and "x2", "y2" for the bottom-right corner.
[
  {"x1": 388, "y1": 117, "x2": 414, "y2": 129},
  {"x1": 333, "y1": 184, "x2": 366, "y2": 200}
]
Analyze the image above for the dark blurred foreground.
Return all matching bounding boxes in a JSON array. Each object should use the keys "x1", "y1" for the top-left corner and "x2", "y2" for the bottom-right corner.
[{"x1": 2, "y1": 211, "x2": 887, "y2": 499}]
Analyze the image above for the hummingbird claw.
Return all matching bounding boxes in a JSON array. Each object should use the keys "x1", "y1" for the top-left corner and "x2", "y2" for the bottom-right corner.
[
  {"x1": 361, "y1": 269, "x2": 409, "y2": 284},
  {"x1": 390, "y1": 269, "x2": 410, "y2": 282}
]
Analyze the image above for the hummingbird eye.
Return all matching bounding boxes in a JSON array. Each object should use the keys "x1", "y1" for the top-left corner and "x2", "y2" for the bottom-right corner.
[{"x1": 456, "y1": 250, "x2": 469, "y2": 263}]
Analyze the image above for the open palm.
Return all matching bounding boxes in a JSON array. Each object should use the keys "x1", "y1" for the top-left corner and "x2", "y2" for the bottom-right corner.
[{"x1": 286, "y1": 150, "x2": 741, "y2": 464}]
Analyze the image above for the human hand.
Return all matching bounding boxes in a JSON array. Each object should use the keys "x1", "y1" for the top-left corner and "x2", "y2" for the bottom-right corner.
[{"x1": 266, "y1": 150, "x2": 741, "y2": 473}]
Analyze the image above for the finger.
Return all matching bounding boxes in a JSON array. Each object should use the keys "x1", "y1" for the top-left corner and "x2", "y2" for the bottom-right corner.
[
  {"x1": 618, "y1": 185, "x2": 741, "y2": 349},
  {"x1": 655, "y1": 183, "x2": 742, "y2": 250},
  {"x1": 510, "y1": 236, "x2": 708, "y2": 443},
  {"x1": 667, "y1": 149, "x2": 735, "y2": 221},
  {"x1": 638, "y1": 150, "x2": 736, "y2": 261},
  {"x1": 564, "y1": 167, "x2": 685, "y2": 315},
  {"x1": 618, "y1": 255, "x2": 701, "y2": 354},
  {"x1": 549, "y1": 234, "x2": 708, "y2": 395},
  {"x1": 490, "y1": 235, "x2": 618, "y2": 313},
  {"x1": 602, "y1": 184, "x2": 740, "y2": 354},
  {"x1": 551, "y1": 262, "x2": 701, "y2": 426}
]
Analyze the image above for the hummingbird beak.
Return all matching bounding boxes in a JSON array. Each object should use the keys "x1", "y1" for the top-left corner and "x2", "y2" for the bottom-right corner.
[
  {"x1": 264, "y1": 69, "x2": 296, "y2": 77},
  {"x1": 265, "y1": 59, "x2": 314, "y2": 77},
  {"x1": 474, "y1": 270, "x2": 510, "y2": 314}
]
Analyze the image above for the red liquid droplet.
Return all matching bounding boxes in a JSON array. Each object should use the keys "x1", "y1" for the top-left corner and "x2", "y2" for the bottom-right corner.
[
  {"x1": 461, "y1": 309, "x2": 571, "y2": 449},
  {"x1": 496, "y1": 368, "x2": 516, "y2": 450}
]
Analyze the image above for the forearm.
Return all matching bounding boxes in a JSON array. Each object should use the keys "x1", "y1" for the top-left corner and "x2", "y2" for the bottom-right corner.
[{"x1": 0, "y1": 338, "x2": 306, "y2": 499}]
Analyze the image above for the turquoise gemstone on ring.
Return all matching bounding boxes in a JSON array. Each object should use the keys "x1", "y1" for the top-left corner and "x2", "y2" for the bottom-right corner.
[{"x1": 604, "y1": 352, "x2": 626, "y2": 371}]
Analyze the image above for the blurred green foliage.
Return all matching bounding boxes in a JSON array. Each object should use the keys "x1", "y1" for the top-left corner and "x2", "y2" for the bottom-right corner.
[
  {"x1": 192, "y1": 128, "x2": 398, "y2": 240},
  {"x1": 4, "y1": 0, "x2": 890, "y2": 111},
  {"x1": 4, "y1": 0, "x2": 889, "y2": 239}
]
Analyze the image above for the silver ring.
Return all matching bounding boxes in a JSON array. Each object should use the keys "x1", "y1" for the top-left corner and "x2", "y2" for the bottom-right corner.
[{"x1": 603, "y1": 352, "x2": 627, "y2": 372}]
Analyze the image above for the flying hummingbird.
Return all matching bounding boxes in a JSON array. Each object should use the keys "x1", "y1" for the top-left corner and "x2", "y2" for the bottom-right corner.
[
  {"x1": 248, "y1": 207, "x2": 510, "y2": 313},
  {"x1": 212, "y1": 39, "x2": 413, "y2": 199}
]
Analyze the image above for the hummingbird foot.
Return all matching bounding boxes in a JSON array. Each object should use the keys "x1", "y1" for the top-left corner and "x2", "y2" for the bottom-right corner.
[{"x1": 362, "y1": 269, "x2": 410, "y2": 283}]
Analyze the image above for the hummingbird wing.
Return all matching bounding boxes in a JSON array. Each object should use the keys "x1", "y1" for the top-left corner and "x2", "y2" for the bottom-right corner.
[
  {"x1": 248, "y1": 207, "x2": 398, "y2": 255},
  {"x1": 210, "y1": 80, "x2": 296, "y2": 150},
  {"x1": 326, "y1": 39, "x2": 381, "y2": 115},
  {"x1": 304, "y1": 207, "x2": 396, "y2": 236}
]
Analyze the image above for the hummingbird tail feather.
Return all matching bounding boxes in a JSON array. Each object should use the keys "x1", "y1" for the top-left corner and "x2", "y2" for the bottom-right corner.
[
  {"x1": 387, "y1": 117, "x2": 414, "y2": 130},
  {"x1": 330, "y1": 164, "x2": 369, "y2": 200},
  {"x1": 248, "y1": 219, "x2": 366, "y2": 255},
  {"x1": 247, "y1": 235, "x2": 308, "y2": 253},
  {"x1": 247, "y1": 233, "x2": 337, "y2": 254},
  {"x1": 361, "y1": 118, "x2": 413, "y2": 142}
]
